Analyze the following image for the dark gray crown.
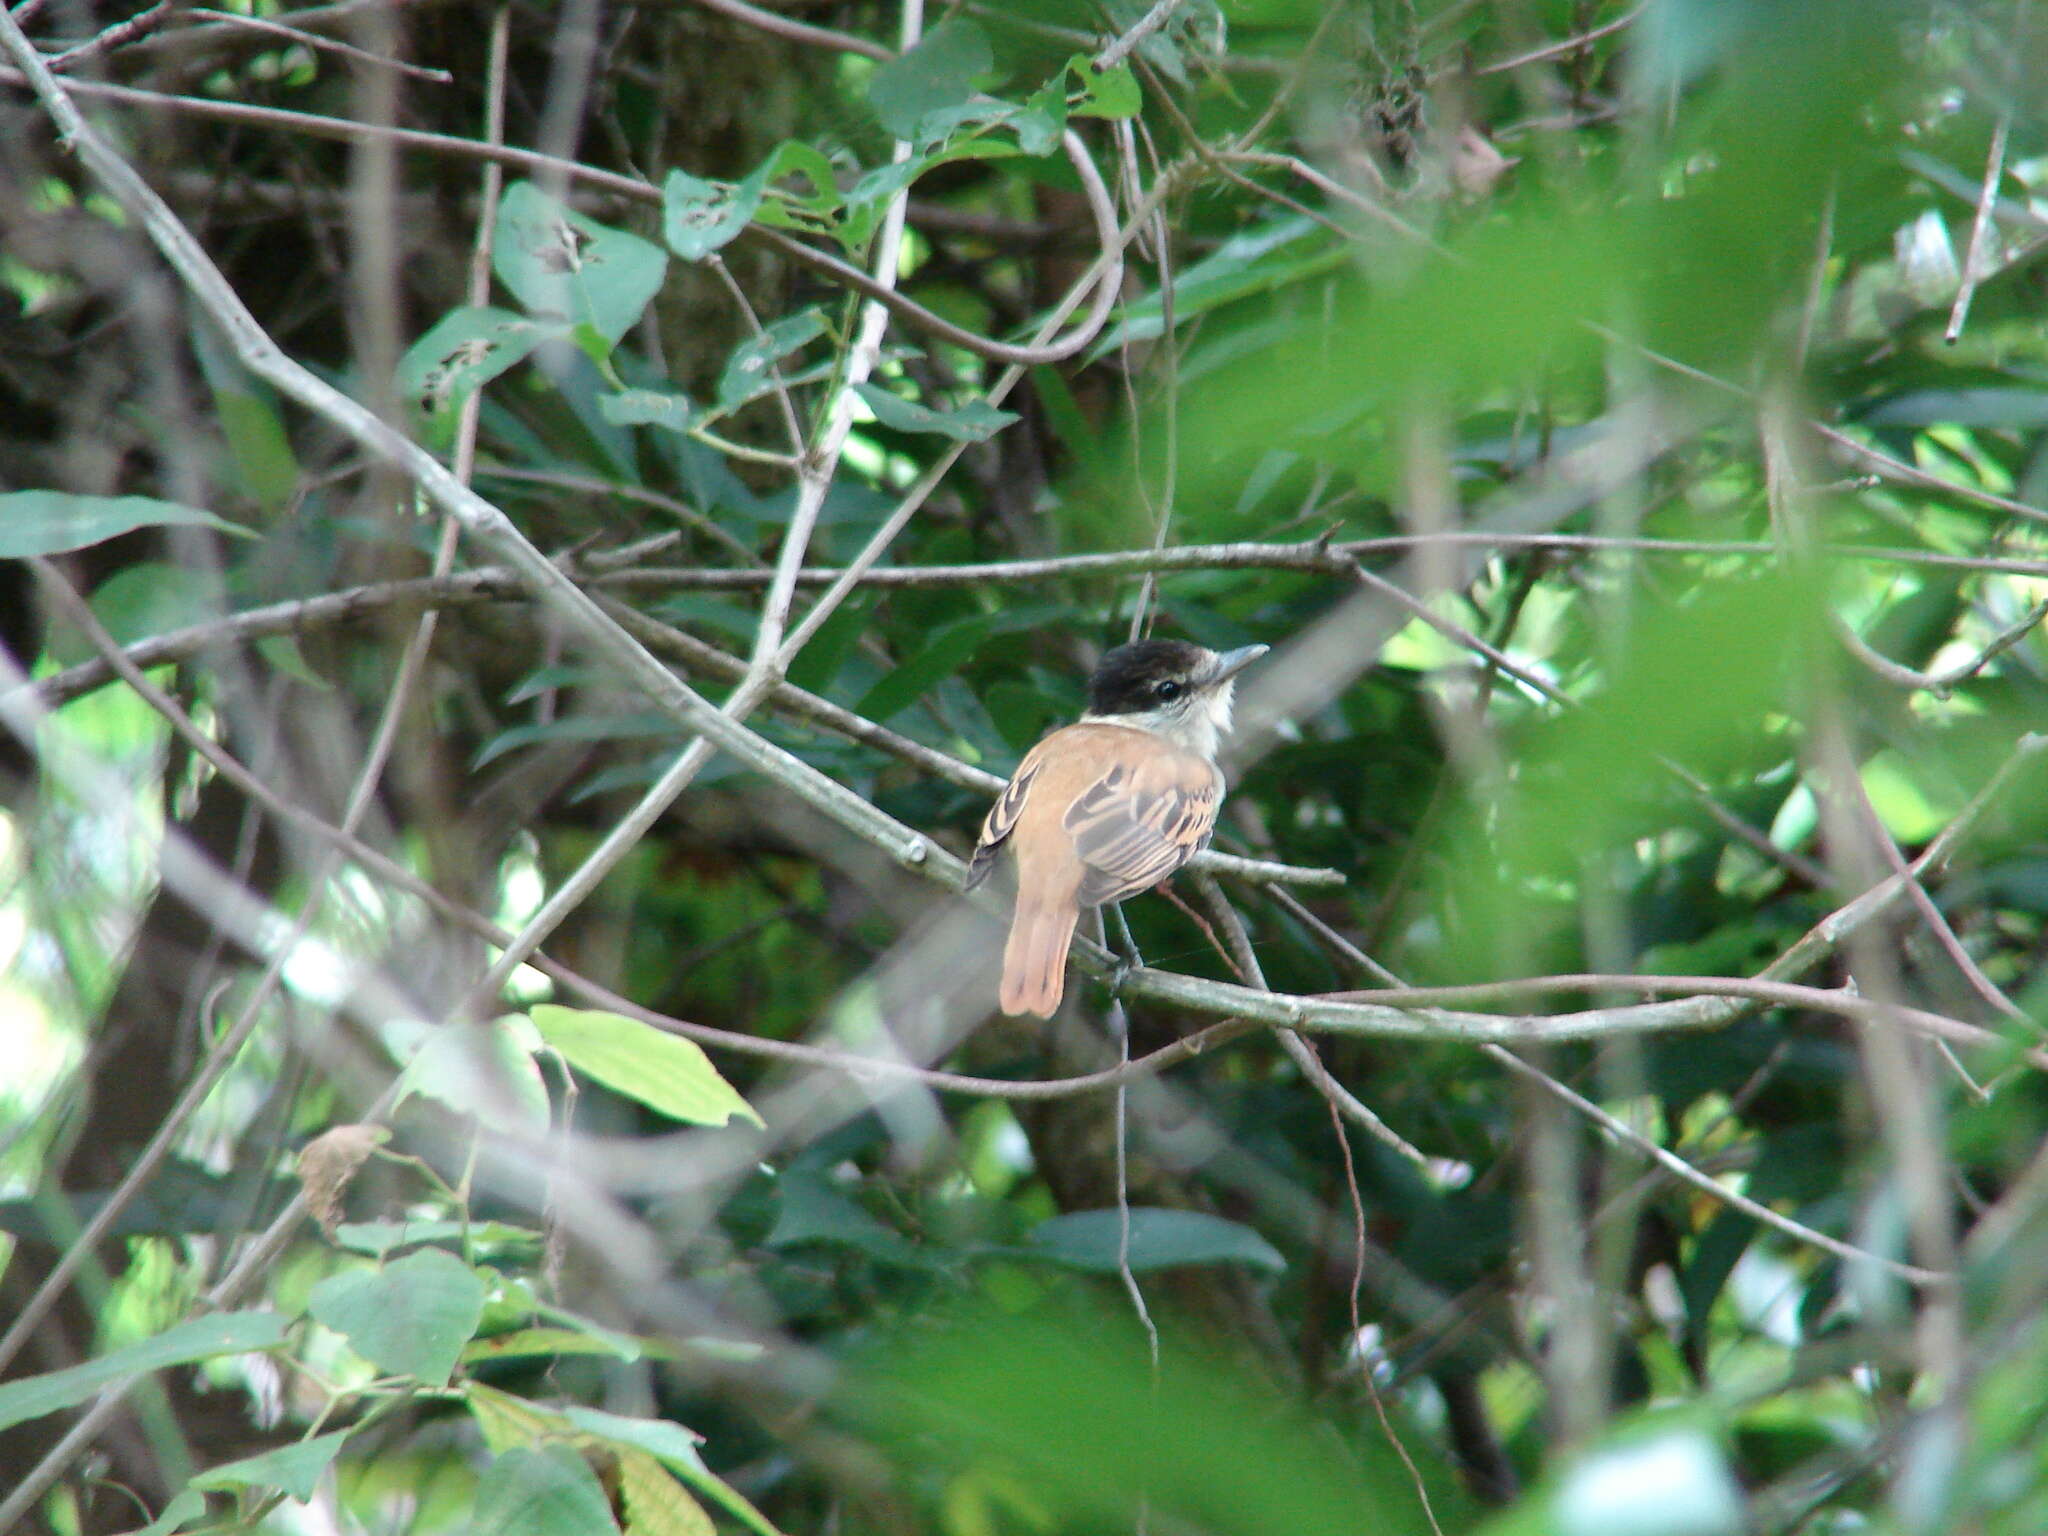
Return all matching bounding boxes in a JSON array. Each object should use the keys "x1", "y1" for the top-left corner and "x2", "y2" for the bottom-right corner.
[{"x1": 1086, "y1": 640, "x2": 1213, "y2": 716}]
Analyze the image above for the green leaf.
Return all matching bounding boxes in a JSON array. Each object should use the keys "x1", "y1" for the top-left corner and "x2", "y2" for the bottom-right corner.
[
  {"x1": 473, "y1": 711, "x2": 681, "y2": 768},
  {"x1": 131, "y1": 1489, "x2": 207, "y2": 1536},
  {"x1": 1026, "y1": 1209, "x2": 1286, "y2": 1274},
  {"x1": 601, "y1": 388, "x2": 697, "y2": 433},
  {"x1": 212, "y1": 383, "x2": 300, "y2": 514},
  {"x1": 45, "y1": 561, "x2": 226, "y2": 667},
  {"x1": 618, "y1": 1448, "x2": 719, "y2": 1536},
  {"x1": 744, "y1": 139, "x2": 856, "y2": 247},
  {"x1": 716, "y1": 309, "x2": 827, "y2": 412},
  {"x1": 663, "y1": 162, "x2": 769, "y2": 261},
  {"x1": 335, "y1": 1219, "x2": 543, "y2": 1259},
  {"x1": 530, "y1": 1005, "x2": 762, "y2": 1128},
  {"x1": 766, "y1": 1169, "x2": 930, "y2": 1267},
  {"x1": 565, "y1": 1408, "x2": 788, "y2": 1536},
  {"x1": 563, "y1": 1406, "x2": 708, "y2": 1472},
  {"x1": 1858, "y1": 388, "x2": 2048, "y2": 428},
  {"x1": 0, "y1": 1311, "x2": 288, "y2": 1433},
  {"x1": 866, "y1": 19, "x2": 993, "y2": 140},
  {"x1": 852, "y1": 381, "x2": 1019, "y2": 442},
  {"x1": 0, "y1": 491, "x2": 248, "y2": 557},
  {"x1": 1090, "y1": 214, "x2": 1346, "y2": 355},
  {"x1": 389, "y1": 1016, "x2": 552, "y2": 1132},
  {"x1": 853, "y1": 604, "x2": 1060, "y2": 723},
  {"x1": 466, "y1": 1381, "x2": 574, "y2": 1455},
  {"x1": 1068, "y1": 55, "x2": 1141, "y2": 119},
  {"x1": 461, "y1": 1327, "x2": 646, "y2": 1366},
  {"x1": 307, "y1": 1248, "x2": 487, "y2": 1387},
  {"x1": 397, "y1": 305, "x2": 562, "y2": 409},
  {"x1": 494, "y1": 182, "x2": 668, "y2": 348},
  {"x1": 192, "y1": 1429, "x2": 352, "y2": 1500},
  {"x1": 473, "y1": 1445, "x2": 620, "y2": 1536}
]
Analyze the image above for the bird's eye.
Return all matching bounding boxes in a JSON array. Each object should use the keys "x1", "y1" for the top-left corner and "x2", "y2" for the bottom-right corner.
[{"x1": 1155, "y1": 680, "x2": 1182, "y2": 701}]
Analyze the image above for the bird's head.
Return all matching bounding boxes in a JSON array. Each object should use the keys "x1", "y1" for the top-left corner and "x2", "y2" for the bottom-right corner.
[{"x1": 1081, "y1": 639, "x2": 1268, "y2": 759}]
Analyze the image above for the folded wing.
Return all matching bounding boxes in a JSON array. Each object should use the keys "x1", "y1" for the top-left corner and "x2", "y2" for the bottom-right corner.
[{"x1": 1063, "y1": 744, "x2": 1222, "y2": 906}]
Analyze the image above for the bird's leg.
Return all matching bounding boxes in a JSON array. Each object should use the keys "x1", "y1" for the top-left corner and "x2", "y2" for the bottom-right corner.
[{"x1": 1106, "y1": 901, "x2": 1145, "y2": 993}]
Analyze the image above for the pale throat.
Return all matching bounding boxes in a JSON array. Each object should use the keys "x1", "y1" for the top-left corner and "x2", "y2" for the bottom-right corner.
[{"x1": 1079, "y1": 680, "x2": 1238, "y2": 762}]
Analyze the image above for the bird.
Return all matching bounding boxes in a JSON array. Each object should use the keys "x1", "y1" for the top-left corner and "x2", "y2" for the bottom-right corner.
[{"x1": 965, "y1": 638, "x2": 1268, "y2": 1017}]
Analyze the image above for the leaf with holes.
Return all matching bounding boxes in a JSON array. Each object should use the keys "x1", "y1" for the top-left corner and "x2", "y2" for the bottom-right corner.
[
  {"x1": 397, "y1": 306, "x2": 561, "y2": 410},
  {"x1": 495, "y1": 182, "x2": 668, "y2": 348},
  {"x1": 602, "y1": 388, "x2": 698, "y2": 433},
  {"x1": 663, "y1": 163, "x2": 769, "y2": 262}
]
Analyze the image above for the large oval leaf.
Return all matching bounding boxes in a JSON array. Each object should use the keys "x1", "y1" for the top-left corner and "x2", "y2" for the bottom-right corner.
[
  {"x1": 307, "y1": 1248, "x2": 486, "y2": 1387},
  {"x1": 530, "y1": 1006, "x2": 761, "y2": 1128}
]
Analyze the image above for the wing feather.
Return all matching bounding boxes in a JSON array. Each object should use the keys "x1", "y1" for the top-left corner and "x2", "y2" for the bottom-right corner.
[
  {"x1": 965, "y1": 750, "x2": 1043, "y2": 891},
  {"x1": 1066, "y1": 752, "x2": 1220, "y2": 907}
]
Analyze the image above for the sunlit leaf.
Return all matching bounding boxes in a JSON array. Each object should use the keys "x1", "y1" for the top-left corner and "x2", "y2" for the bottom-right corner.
[{"x1": 530, "y1": 1005, "x2": 762, "y2": 1128}]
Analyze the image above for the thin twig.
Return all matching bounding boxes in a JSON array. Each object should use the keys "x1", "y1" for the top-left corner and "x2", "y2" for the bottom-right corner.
[
  {"x1": 1832, "y1": 597, "x2": 2048, "y2": 698},
  {"x1": 1095, "y1": 0, "x2": 1187, "y2": 69},
  {"x1": 1473, "y1": 5, "x2": 1646, "y2": 75},
  {"x1": 687, "y1": 0, "x2": 892, "y2": 62},
  {"x1": 181, "y1": 6, "x2": 456, "y2": 82},
  {"x1": 0, "y1": 9, "x2": 938, "y2": 873},
  {"x1": 1282, "y1": 882, "x2": 1954, "y2": 1289},
  {"x1": 0, "y1": 68, "x2": 1125, "y2": 370},
  {"x1": 454, "y1": 0, "x2": 932, "y2": 1011},
  {"x1": 45, "y1": 0, "x2": 172, "y2": 69},
  {"x1": 1483, "y1": 1044, "x2": 1945, "y2": 1285},
  {"x1": 1323, "y1": 1083, "x2": 1446, "y2": 1536},
  {"x1": 1945, "y1": 13, "x2": 2021, "y2": 345}
]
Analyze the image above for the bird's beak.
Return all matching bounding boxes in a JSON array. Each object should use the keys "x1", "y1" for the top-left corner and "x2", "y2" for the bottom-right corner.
[{"x1": 1210, "y1": 644, "x2": 1269, "y2": 683}]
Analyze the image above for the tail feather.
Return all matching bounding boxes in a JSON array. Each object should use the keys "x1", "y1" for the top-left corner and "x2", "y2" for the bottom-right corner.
[{"x1": 999, "y1": 898, "x2": 1079, "y2": 1017}]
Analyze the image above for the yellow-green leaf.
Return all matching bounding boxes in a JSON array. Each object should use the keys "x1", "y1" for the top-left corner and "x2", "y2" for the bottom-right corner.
[{"x1": 529, "y1": 1006, "x2": 761, "y2": 1128}]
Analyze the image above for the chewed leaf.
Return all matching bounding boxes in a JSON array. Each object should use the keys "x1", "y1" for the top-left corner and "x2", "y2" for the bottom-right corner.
[
  {"x1": 664, "y1": 165, "x2": 768, "y2": 261},
  {"x1": 396, "y1": 306, "x2": 557, "y2": 410},
  {"x1": 494, "y1": 182, "x2": 668, "y2": 348}
]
